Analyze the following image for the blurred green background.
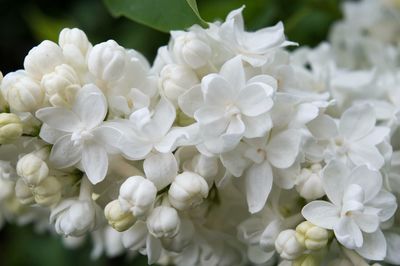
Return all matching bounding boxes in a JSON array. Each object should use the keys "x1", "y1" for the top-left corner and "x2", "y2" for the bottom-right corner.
[{"x1": 0, "y1": 0, "x2": 342, "y2": 265}]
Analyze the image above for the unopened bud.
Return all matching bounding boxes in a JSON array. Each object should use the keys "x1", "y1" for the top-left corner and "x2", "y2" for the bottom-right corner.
[
  {"x1": 104, "y1": 200, "x2": 136, "y2": 232},
  {"x1": 33, "y1": 176, "x2": 62, "y2": 206},
  {"x1": 147, "y1": 206, "x2": 180, "y2": 238},
  {"x1": 173, "y1": 32, "x2": 212, "y2": 68},
  {"x1": 15, "y1": 178, "x2": 35, "y2": 205},
  {"x1": 296, "y1": 164, "x2": 325, "y2": 200},
  {"x1": 295, "y1": 221, "x2": 329, "y2": 250},
  {"x1": 16, "y1": 153, "x2": 49, "y2": 186},
  {"x1": 168, "y1": 171, "x2": 208, "y2": 210},
  {"x1": 275, "y1": 229, "x2": 305, "y2": 260},
  {"x1": 0, "y1": 113, "x2": 23, "y2": 144}
]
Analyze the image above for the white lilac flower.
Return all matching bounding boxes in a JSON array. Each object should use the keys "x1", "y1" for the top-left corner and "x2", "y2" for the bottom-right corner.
[
  {"x1": 36, "y1": 84, "x2": 122, "y2": 184},
  {"x1": 179, "y1": 56, "x2": 275, "y2": 154},
  {"x1": 302, "y1": 160, "x2": 397, "y2": 260}
]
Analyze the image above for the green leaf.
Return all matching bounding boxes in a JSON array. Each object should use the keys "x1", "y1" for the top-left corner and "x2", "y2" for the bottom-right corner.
[{"x1": 103, "y1": 0, "x2": 207, "y2": 33}]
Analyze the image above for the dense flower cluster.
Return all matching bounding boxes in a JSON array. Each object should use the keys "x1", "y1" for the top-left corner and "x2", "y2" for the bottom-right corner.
[{"x1": 1, "y1": 1, "x2": 400, "y2": 265}]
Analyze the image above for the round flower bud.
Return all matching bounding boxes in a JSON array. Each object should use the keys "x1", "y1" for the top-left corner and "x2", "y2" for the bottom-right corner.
[
  {"x1": 147, "y1": 206, "x2": 180, "y2": 238},
  {"x1": 24, "y1": 40, "x2": 64, "y2": 80},
  {"x1": 160, "y1": 64, "x2": 199, "y2": 105},
  {"x1": 104, "y1": 200, "x2": 136, "y2": 232},
  {"x1": 0, "y1": 178, "x2": 15, "y2": 200},
  {"x1": 118, "y1": 176, "x2": 157, "y2": 217},
  {"x1": 88, "y1": 40, "x2": 126, "y2": 82},
  {"x1": 33, "y1": 176, "x2": 62, "y2": 206},
  {"x1": 1, "y1": 71, "x2": 45, "y2": 112},
  {"x1": 16, "y1": 153, "x2": 49, "y2": 186},
  {"x1": 59, "y1": 28, "x2": 92, "y2": 71},
  {"x1": 41, "y1": 64, "x2": 80, "y2": 107},
  {"x1": 295, "y1": 221, "x2": 329, "y2": 251},
  {"x1": 295, "y1": 164, "x2": 325, "y2": 200},
  {"x1": 293, "y1": 254, "x2": 318, "y2": 266},
  {"x1": 168, "y1": 171, "x2": 208, "y2": 210},
  {"x1": 0, "y1": 113, "x2": 23, "y2": 144},
  {"x1": 275, "y1": 229, "x2": 305, "y2": 260},
  {"x1": 15, "y1": 178, "x2": 35, "y2": 205},
  {"x1": 172, "y1": 32, "x2": 212, "y2": 68}
]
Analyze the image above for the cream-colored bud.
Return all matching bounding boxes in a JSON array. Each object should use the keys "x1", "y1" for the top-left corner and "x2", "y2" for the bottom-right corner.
[
  {"x1": 275, "y1": 229, "x2": 305, "y2": 260},
  {"x1": 1, "y1": 71, "x2": 45, "y2": 112},
  {"x1": 0, "y1": 113, "x2": 23, "y2": 144},
  {"x1": 293, "y1": 254, "x2": 318, "y2": 266},
  {"x1": 173, "y1": 32, "x2": 212, "y2": 68},
  {"x1": 0, "y1": 178, "x2": 15, "y2": 200},
  {"x1": 168, "y1": 171, "x2": 209, "y2": 210},
  {"x1": 16, "y1": 153, "x2": 49, "y2": 186},
  {"x1": 15, "y1": 178, "x2": 34, "y2": 205},
  {"x1": 33, "y1": 176, "x2": 62, "y2": 206},
  {"x1": 296, "y1": 164, "x2": 325, "y2": 200},
  {"x1": 41, "y1": 64, "x2": 80, "y2": 107},
  {"x1": 295, "y1": 221, "x2": 329, "y2": 251},
  {"x1": 59, "y1": 28, "x2": 92, "y2": 72},
  {"x1": 160, "y1": 64, "x2": 199, "y2": 105},
  {"x1": 104, "y1": 200, "x2": 136, "y2": 232},
  {"x1": 24, "y1": 40, "x2": 64, "y2": 80},
  {"x1": 147, "y1": 206, "x2": 181, "y2": 238}
]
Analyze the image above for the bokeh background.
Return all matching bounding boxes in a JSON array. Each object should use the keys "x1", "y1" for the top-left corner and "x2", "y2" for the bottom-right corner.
[{"x1": 0, "y1": 0, "x2": 342, "y2": 265}]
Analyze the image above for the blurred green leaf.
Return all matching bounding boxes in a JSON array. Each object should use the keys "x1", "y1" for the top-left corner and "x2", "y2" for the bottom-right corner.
[{"x1": 103, "y1": 0, "x2": 207, "y2": 32}]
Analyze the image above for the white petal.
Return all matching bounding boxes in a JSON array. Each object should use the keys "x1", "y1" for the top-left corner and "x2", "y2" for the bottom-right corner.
[
  {"x1": 155, "y1": 123, "x2": 199, "y2": 153},
  {"x1": 348, "y1": 144, "x2": 385, "y2": 170},
  {"x1": 50, "y1": 134, "x2": 81, "y2": 168},
  {"x1": 36, "y1": 107, "x2": 80, "y2": 132},
  {"x1": 301, "y1": 201, "x2": 340, "y2": 229},
  {"x1": 122, "y1": 221, "x2": 148, "y2": 250},
  {"x1": 178, "y1": 85, "x2": 204, "y2": 117},
  {"x1": 348, "y1": 165, "x2": 382, "y2": 202},
  {"x1": 195, "y1": 106, "x2": 229, "y2": 137},
  {"x1": 73, "y1": 84, "x2": 107, "y2": 129},
  {"x1": 334, "y1": 217, "x2": 363, "y2": 249},
  {"x1": 384, "y1": 232, "x2": 400, "y2": 264},
  {"x1": 366, "y1": 190, "x2": 397, "y2": 222},
  {"x1": 220, "y1": 143, "x2": 250, "y2": 177},
  {"x1": 245, "y1": 161, "x2": 273, "y2": 213},
  {"x1": 146, "y1": 235, "x2": 162, "y2": 265},
  {"x1": 82, "y1": 143, "x2": 108, "y2": 184},
  {"x1": 352, "y1": 213, "x2": 379, "y2": 233},
  {"x1": 143, "y1": 152, "x2": 178, "y2": 190},
  {"x1": 237, "y1": 83, "x2": 273, "y2": 117},
  {"x1": 357, "y1": 126, "x2": 390, "y2": 146},
  {"x1": 39, "y1": 123, "x2": 67, "y2": 144},
  {"x1": 201, "y1": 74, "x2": 236, "y2": 106},
  {"x1": 307, "y1": 114, "x2": 338, "y2": 139},
  {"x1": 266, "y1": 129, "x2": 301, "y2": 169},
  {"x1": 219, "y1": 56, "x2": 245, "y2": 93},
  {"x1": 355, "y1": 230, "x2": 386, "y2": 261},
  {"x1": 322, "y1": 160, "x2": 350, "y2": 206},
  {"x1": 150, "y1": 97, "x2": 176, "y2": 137},
  {"x1": 339, "y1": 104, "x2": 375, "y2": 141}
]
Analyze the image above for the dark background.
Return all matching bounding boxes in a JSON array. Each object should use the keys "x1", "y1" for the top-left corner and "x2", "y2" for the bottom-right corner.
[{"x1": 0, "y1": 0, "x2": 342, "y2": 265}]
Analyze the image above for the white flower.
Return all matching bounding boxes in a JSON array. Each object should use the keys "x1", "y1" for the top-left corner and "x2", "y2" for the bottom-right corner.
[
  {"x1": 168, "y1": 171, "x2": 209, "y2": 210},
  {"x1": 179, "y1": 56, "x2": 275, "y2": 153},
  {"x1": 275, "y1": 229, "x2": 305, "y2": 260},
  {"x1": 1, "y1": 71, "x2": 45, "y2": 112},
  {"x1": 118, "y1": 175, "x2": 157, "y2": 217},
  {"x1": 295, "y1": 163, "x2": 325, "y2": 200},
  {"x1": 23, "y1": 40, "x2": 64, "y2": 80},
  {"x1": 302, "y1": 160, "x2": 397, "y2": 260},
  {"x1": 147, "y1": 205, "x2": 181, "y2": 238},
  {"x1": 16, "y1": 153, "x2": 49, "y2": 186},
  {"x1": 36, "y1": 84, "x2": 122, "y2": 184},
  {"x1": 217, "y1": 6, "x2": 295, "y2": 66},
  {"x1": 104, "y1": 199, "x2": 136, "y2": 232},
  {"x1": 307, "y1": 104, "x2": 390, "y2": 170},
  {"x1": 0, "y1": 113, "x2": 23, "y2": 144}
]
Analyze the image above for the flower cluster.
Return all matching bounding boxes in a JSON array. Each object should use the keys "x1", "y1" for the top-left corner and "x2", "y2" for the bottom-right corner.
[{"x1": 0, "y1": 1, "x2": 400, "y2": 265}]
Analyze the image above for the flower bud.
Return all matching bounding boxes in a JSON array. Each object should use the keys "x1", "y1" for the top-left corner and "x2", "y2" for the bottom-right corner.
[
  {"x1": 88, "y1": 40, "x2": 126, "y2": 82},
  {"x1": 1, "y1": 71, "x2": 45, "y2": 112},
  {"x1": 172, "y1": 32, "x2": 212, "y2": 68},
  {"x1": 15, "y1": 178, "x2": 35, "y2": 205},
  {"x1": 104, "y1": 200, "x2": 136, "y2": 232},
  {"x1": 295, "y1": 164, "x2": 325, "y2": 200},
  {"x1": 295, "y1": 221, "x2": 329, "y2": 250},
  {"x1": 118, "y1": 176, "x2": 157, "y2": 217},
  {"x1": 33, "y1": 176, "x2": 62, "y2": 206},
  {"x1": 41, "y1": 64, "x2": 80, "y2": 107},
  {"x1": 0, "y1": 113, "x2": 23, "y2": 144},
  {"x1": 275, "y1": 229, "x2": 305, "y2": 260},
  {"x1": 168, "y1": 171, "x2": 208, "y2": 210},
  {"x1": 160, "y1": 64, "x2": 199, "y2": 105},
  {"x1": 293, "y1": 254, "x2": 318, "y2": 266},
  {"x1": 59, "y1": 28, "x2": 92, "y2": 71},
  {"x1": 160, "y1": 217, "x2": 194, "y2": 252},
  {"x1": 147, "y1": 206, "x2": 180, "y2": 238},
  {"x1": 0, "y1": 178, "x2": 14, "y2": 200},
  {"x1": 24, "y1": 40, "x2": 64, "y2": 80},
  {"x1": 16, "y1": 153, "x2": 49, "y2": 186}
]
